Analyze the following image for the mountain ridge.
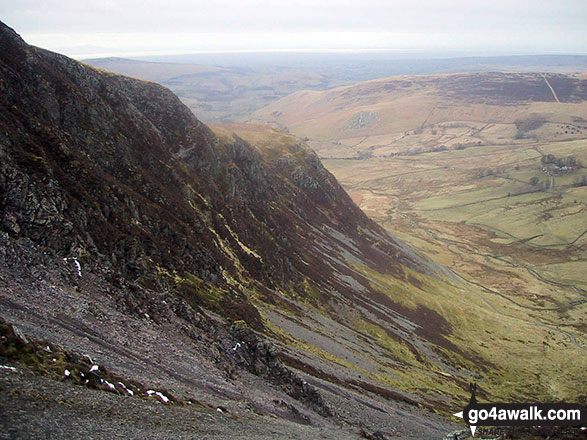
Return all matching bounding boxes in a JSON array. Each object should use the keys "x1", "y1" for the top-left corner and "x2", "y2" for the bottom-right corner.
[
  {"x1": 2, "y1": 20, "x2": 586, "y2": 439},
  {"x1": 84, "y1": 53, "x2": 587, "y2": 123},
  {"x1": 0, "y1": 21, "x2": 466, "y2": 439}
]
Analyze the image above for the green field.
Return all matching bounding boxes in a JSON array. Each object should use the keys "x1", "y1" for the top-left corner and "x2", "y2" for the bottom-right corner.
[
  {"x1": 218, "y1": 72, "x2": 587, "y2": 410},
  {"x1": 324, "y1": 137, "x2": 586, "y2": 315},
  {"x1": 215, "y1": 119, "x2": 586, "y2": 409}
]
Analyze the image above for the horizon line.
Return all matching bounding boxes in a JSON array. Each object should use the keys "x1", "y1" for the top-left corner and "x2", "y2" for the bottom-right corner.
[{"x1": 65, "y1": 48, "x2": 587, "y2": 61}]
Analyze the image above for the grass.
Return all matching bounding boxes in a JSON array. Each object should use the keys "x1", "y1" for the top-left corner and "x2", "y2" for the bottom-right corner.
[
  {"x1": 538, "y1": 261, "x2": 587, "y2": 290},
  {"x1": 178, "y1": 272, "x2": 225, "y2": 307},
  {"x1": 316, "y1": 116, "x2": 587, "y2": 405},
  {"x1": 352, "y1": 262, "x2": 587, "y2": 404},
  {"x1": 352, "y1": 318, "x2": 423, "y2": 366},
  {"x1": 211, "y1": 116, "x2": 586, "y2": 411}
]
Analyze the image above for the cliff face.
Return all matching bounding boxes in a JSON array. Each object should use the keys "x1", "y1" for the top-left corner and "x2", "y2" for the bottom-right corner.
[
  {"x1": 0, "y1": 21, "x2": 443, "y2": 324},
  {"x1": 0, "y1": 21, "x2": 462, "y2": 438}
]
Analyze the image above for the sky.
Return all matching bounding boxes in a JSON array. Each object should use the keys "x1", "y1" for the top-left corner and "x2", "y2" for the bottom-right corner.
[{"x1": 1, "y1": 0, "x2": 586, "y2": 58}]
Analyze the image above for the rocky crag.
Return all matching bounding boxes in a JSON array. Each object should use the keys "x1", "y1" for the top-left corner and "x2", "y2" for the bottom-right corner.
[{"x1": 0, "y1": 21, "x2": 467, "y2": 439}]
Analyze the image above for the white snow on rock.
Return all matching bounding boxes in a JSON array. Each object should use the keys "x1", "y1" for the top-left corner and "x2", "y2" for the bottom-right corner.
[
  {"x1": 156, "y1": 392, "x2": 170, "y2": 403},
  {"x1": 63, "y1": 257, "x2": 82, "y2": 277},
  {"x1": 64, "y1": 369, "x2": 71, "y2": 377},
  {"x1": 89, "y1": 365, "x2": 99, "y2": 373},
  {"x1": 118, "y1": 382, "x2": 134, "y2": 396},
  {"x1": 0, "y1": 365, "x2": 17, "y2": 372},
  {"x1": 102, "y1": 380, "x2": 116, "y2": 390},
  {"x1": 216, "y1": 408, "x2": 223, "y2": 413},
  {"x1": 73, "y1": 258, "x2": 82, "y2": 277},
  {"x1": 147, "y1": 390, "x2": 170, "y2": 403}
]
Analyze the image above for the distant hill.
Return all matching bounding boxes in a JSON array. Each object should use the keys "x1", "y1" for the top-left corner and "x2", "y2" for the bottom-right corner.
[
  {"x1": 135, "y1": 52, "x2": 587, "y2": 78},
  {"x1": 252, "y1": 71, "x2": 587, "y2": 156},
  {"x1": 84, "y1": 57, "x2": 331, "y2": 122},
  {"x1": 86, "y1": 56, "x2": 223, "y2": 81},
  {"x1": 85, "y1": 54, "x2": 587, "y2": 123}
]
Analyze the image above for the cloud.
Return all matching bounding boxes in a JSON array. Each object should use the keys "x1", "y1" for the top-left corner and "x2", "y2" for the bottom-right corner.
[{"x1": 2, "y1": 0, "x2": 586, "y2": 54}]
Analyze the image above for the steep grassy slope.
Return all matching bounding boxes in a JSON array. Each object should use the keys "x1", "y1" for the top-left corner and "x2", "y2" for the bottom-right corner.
[
  {"x1": 0, "y1": 21, "x2": 469, "y2": 438},
  {"x1": 2, "y1": 21, "x2": 583, "y2": 439},
  {"x1": 251, "y1": 72, "x2": 587, "y2": 407},
  {"x1": 212, "y1": 123, "x2": 587, "y2": 409}
]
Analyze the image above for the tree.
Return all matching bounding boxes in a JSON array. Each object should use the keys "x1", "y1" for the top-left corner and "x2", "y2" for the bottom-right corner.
[{"x1": 565, "y1": 156, "x2": 577, "y2": 167}]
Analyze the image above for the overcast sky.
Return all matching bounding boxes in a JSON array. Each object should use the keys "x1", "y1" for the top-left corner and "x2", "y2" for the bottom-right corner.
[{"x1": 2, "y1": 0, "x2": 586, "y2": 58}]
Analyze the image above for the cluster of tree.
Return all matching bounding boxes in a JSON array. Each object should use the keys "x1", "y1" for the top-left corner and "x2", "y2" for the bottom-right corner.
[
  {"x1": 356, "y1": 151, "x2": 373, "y2": 160},
  {"x1": 515, "y1": 117, "x2": 546, "y2": 133},
  {"x1": 556, "y1": 124, "x2": 584, "y2": 136},
  {"x1": 541, "y1": 154, "x2": 579, "y2": 168},
  {"x1": 477, "y1": 168, "x2": 496, "y2": 178},
  {"x1": 514, "y1": 117, "x2": 546, "y2": 139}
]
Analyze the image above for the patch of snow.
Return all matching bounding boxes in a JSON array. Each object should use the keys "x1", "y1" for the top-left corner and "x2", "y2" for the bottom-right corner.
[
  {"x1": 216, "y1": 408, "x2": 223, "y2": 413},
  {"x1": 147, "y1": 390, "x2": 170, "y2": 403},
  {"x1": 103, "y1": 380, "x2": 116, "y2": 390},
  {"x1": 64, "y1": 369, "x2": 71, "y2": 377},
  {"x1": 12, "y1": 325, "x2": 29, "y2": 344},
  {"x1": 89, "y1": 365, "x2": 99, "y2": 373},
  {"x1": 232, "y1": 342, "x2": 241, "y2": 352},
  {"x1": 44, "y1": 346, "x2": 52, "y2": 353},
  {"x1": 156, "y1": 392, "x2": 170, "y2": 403},
  {"x1": 0, "y1": 365, "x2": 17, "y2": 372},
  {"x1": 332, "y1": 272, "x2": 367, "y2": 293},
  {"x1": 63, "y1": 257, "x2": 82, "y2": 277},
  {"x1": 118, "y1": 382, "x2": 134, "y2": 396},
  {"x1": 73, "y1": 258, "x2": 82, "y2": 277},
  {"x1": 323, "y1": 225, "x2": 360, "y2": 253}
]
